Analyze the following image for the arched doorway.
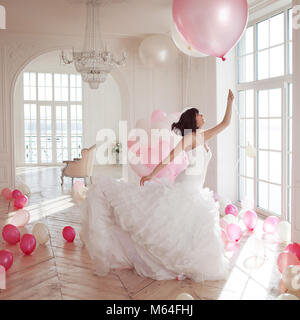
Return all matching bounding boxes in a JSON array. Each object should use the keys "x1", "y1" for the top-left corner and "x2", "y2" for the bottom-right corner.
[{"x1": 12, "y1": 49, "x2": 130, "y2": 191}]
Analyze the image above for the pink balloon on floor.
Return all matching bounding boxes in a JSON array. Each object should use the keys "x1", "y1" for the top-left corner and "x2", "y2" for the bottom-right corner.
[
  {"x1": 14, "y1": 195, "x2": 28, "y2": 209},
  {"x1": 63, "y1": 226, "x2": 76, "y2": 242},
  {"x1": 1, "y1": 188, "x2": 12, "y2": 200},
  {"x1": 2, "y1": 224, "x2": 20, "y2": 245},
  {"x1": 10, "y1": 209, "x2": 30, "y2": 227},
  {"x1": 226, "y1": 224, "x2": 242, "y2": 243},
  {"x1": 263, "y1": 216, "x2": 280, "y2": 234},
  {"x1": 173, "y1": 0, "x2": 248, "y2": 60},
  {"x1": 0, "y1": 250, "x2": 13, "y2": 271},
  {"x1": 12, "y1": 189, "x2": 23, "y2": 200},
  {"x1": 285, "y1": 243, "x2": 300, "y2": 260},
  {"x1": 151, "y1": 109, "x2": 167, "y2": 125},
  {"x1": 225, "y1": 204, "x2": 238, "y2": 216},
  {"x1": 20, "y1": 234, "x2": 36, "y2": 255},
  {"x1": 243, "y1": 210, "x2": 258, "y2": 231},
  {"x1": 277, "y1": 252, "x2": 300, "y2": 273}
]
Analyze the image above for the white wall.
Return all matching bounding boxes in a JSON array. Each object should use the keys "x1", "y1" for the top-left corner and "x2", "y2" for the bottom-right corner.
[{"x1": 216, "y1": 51, "x2": 237, "y2": 202}]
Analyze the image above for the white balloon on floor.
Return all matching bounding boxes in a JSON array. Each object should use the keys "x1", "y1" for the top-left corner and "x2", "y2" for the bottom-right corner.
[
  {"x1": 139, "y1": 34, "x2": 178, "y2": 67},
  {"x1": 276, "y1": 221, "x2": 291, "y2": 242},
  {"x1": 32, "y1": 223, "x2": 49, "y2": 245},
  {"x1": 175, "y1": 293, "x2": 194, "y2": 300},
  {"x1": 171, "y1": 21, "x2": 207, "y2": 58},
  {"x1": 282, "y1": 265, "x2": 300, "y2": 292},
  {"x1": 276, "y1": 293, "x2": 299, "y2": 300}
]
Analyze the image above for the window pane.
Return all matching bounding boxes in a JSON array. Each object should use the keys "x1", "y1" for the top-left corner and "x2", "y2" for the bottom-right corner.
[
  {"x1": 269, "y1": 88, "x2": 281, "y2": 117},
  {"x1": 238, "y1": 91, "x2": 246, "y2": 118},
  {"x1": 258, "y1": 90, "x2": 269, "y2": 118},
  {"x1": 270, "y1": 13, "x2": 284, "y2": 46},
  {"x1": 258, "y1": 119, "x2": 268, "y2": 149},
  {"x1": 239, "y1": 176, "x2": 246, "y2": 201},
  {"x1": 258, "y1": 150, "x2": 268, "y2": 181},
  {"x1": 258, "y1": 181, "x2": 269, "y2": 210},
  {"x1": 246, "y1": 119, "x2": 254, "y2": 145},
  {"x1": 288, "y1": 9, "x2": 293, "y2": 41},
  {"x1": 289, "y1": 42, "x2": 293, "y2": 74},
  {"x1": 289, "y1": 119, "x2": 292, "y2": 152},
  {"x1": 269, "y1": 151, "x2": 281, "y2": 184},
  {"x1": 257, "y1": 50, "x2": 269, "y2": 80},
  {"x1": 269, "y1": 119, "x2": 281, "y2": 150},
  {"x1": 246, "y1": 178, "x2": 254, "y2": 202},
  {"x1": 270, "y1": 45, "x2": 284, "y2": 78},
  {"x1": 238, "y1": 26, "x2": 254, "y2": 56},
  {"x1": 257, "y1": 19, "x2": 269, "y2": 50},
  {"x1": 246, "y1": 157, "x2": 254, "y2": 178},
  {"x1": 238, "y1": 54, "x2": 253, "y2": 83},
  {"x1": 246, "y1": 90, "x2": 254, "y2": 118},
  {"x1": 269, "y1": 184, "x2": 281, "y2": 214},
  {"x1": 239, "y1": 119, "x2": 246, "y2": 147},
  {"x1": 239, "y1": 148, "x2": 246, "y2": 176}
]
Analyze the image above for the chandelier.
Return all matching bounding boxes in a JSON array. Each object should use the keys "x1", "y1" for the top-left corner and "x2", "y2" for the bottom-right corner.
[{"x1": 61, "y1": 0, "x2": 127, "y2": 89}]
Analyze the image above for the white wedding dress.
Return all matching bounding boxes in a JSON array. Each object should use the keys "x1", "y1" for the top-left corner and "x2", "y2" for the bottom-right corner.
[{"x1": 80, "y1": 137, "x2": 229, "y2": 282}]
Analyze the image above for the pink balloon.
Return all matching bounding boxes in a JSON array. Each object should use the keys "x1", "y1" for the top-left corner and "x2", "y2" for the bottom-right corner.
[
  {"x1": 225, "y1": 204, "x2": 238, "y2": 216},
  {"x1": 243, "y1": 210, "x2": 258, "y2": 231},
  {"x1": 263, "y1": 216, "x2": 280, "y2": 234},
  {"x1": 2, "y1": 224, "x2": 20, "y2": 245},
  {"x1": 10, "y1": 209, "x2": 30, "y2": 227},
  {"x1": 14, "y1": 195, "x2": 28, "y2": 209},
  {"x1": 12, "y1": 189, "x2": 23, "y2": 200},
  {"x1": 226, "y1": 224, "x2": 242, "y2": 243},
  {"x1": 20, "y1": 234, "x2": 36, "y2": 255},
  {"x1": 1, "y1": 188, "x2": 13, "y2": 200},
  {"x1": 151, "y1": 109, "x2": 167, "y2": 124},
  {"x1": 63, "y1": 226, "x2": 76, "y2": 242},
  {"x1": 285, "y1": 243, "x2": 300, "y2": 260},
  {"x1": 277, "y1": 252, "x2": 300, "y2": 273},
  {"x1": 173, "y1": 0, "x2": 248, "y2": 60},
  {"x1": 0, "y1": 250, "x2": 13, "y2": 271}
]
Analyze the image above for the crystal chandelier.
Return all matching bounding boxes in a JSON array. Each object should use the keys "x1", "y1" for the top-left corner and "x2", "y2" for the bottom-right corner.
[{"x1": 61, "y1": 0, "x2": 126, "y2": 89}]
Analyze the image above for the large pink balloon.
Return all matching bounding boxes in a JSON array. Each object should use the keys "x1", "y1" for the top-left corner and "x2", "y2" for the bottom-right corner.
[
  {"x1": 243, "y1": 210, "x2": 258, "y2": 231},
  {"x1": 20, "y1": 234, "x2": 36, "y2": 255},
  {"x1": 226, "y1": 224, "x2": 242, "y2": 243},
  {"x1": 0, "y1": 250, "x2": 13, "y2": 271},
  {"x1": 173, "y1": 0, "x2": 249, "y2": 60},
  {"x1": 277, "y1": 252, "x2": 300, "y2": 273},
  {"x1": 1, "y1": 188, "x2": 13, "y2": 200},
  {"x1": 263, "y1": 216, "x2": 280, "y2": 234},
  {"x1": 2, "y1": 224, "x2": 20, "y2": 245}
]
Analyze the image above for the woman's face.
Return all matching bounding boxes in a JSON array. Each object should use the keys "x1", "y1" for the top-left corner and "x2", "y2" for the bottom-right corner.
[{"x1": 196, "y1": 113, "x2": 205, "y2": 128}]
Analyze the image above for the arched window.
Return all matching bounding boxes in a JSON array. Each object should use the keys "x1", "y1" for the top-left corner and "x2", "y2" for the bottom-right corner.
[{"x1": 0, "y1": 5, "x2": 6, "y2": 29}]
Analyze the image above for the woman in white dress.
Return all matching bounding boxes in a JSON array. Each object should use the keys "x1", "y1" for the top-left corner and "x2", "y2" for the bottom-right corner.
[{"x1": 80, "y1": 90, "x2": 234, "y2": 282}]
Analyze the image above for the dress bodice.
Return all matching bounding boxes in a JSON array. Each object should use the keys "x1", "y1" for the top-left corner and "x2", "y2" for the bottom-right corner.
[{"x1": 175, "y1": 143, "x2": 212, "y2": 188}]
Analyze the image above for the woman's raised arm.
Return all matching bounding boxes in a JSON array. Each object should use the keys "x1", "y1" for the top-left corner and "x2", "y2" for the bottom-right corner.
[{"x1": 204, "y1": 89, "x2": 234, "y2": 141}]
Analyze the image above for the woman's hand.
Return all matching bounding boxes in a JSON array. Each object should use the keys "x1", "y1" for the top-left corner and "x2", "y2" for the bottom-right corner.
[
  {"x1": 227, "y1": 89, "x2": 234, "y2": 104},
  {"x1": 140, "y1": 175, "x2": 152, "y2": 186}
]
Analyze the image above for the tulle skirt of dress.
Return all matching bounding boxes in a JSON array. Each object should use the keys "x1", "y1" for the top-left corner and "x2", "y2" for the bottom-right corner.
[{"x1": 80, "y1": 175, "x2": 230, "y2": 282}]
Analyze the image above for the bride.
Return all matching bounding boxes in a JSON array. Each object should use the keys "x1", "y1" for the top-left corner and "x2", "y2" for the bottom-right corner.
[{"x1": 80, "y1": 89, "x2": 234, "y2": 282}]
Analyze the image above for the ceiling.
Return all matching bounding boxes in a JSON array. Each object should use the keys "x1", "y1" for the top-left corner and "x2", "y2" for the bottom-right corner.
[{"x1": 0, "y1": 0, "x2": 286, "y2": 38}]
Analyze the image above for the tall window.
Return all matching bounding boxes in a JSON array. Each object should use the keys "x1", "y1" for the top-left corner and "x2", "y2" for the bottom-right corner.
[
  {"x1": 23, "y1": 72, "x2": 83, "y2": 165},
  {"x1": 237, "y1": 7, "x2": 292, "y2": 220}
]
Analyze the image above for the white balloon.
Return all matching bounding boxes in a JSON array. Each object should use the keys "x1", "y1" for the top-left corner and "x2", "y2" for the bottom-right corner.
[
  {"x1": 171, "y1": 21, "x2": 207, "y2": 58},
  {"x1": 139, "y1": 35, "x2": 178, "y2": 67},
  {"x1": 282, "y1": 265, "x2": 300, "y2": 292},
  {"x1": 17, "y1": 183, "x2": 31, "y2": 198},
  {"x1": 32, "y1": 223, "x2": 49, "y2": 245},
  {"x1": 245, "y1": 143, "x2": 257, "y2": 158},
  {"x1": 175, "y1": 293, "x2": 194, "y2": 300},
  {"x1": 276, "y1": 293, "x2": 299, "y2": 300},
  {"x1": 276, "y1": 221, "x2": 291, "y2": 242}
]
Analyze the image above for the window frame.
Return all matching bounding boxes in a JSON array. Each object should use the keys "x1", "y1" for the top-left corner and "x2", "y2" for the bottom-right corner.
[
  {"x1": 236, "y1": 5, "x2": 293, "y2": 221},
  {"x1": 22, "y1": 72, "x2": 84, "y2": 166}
]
